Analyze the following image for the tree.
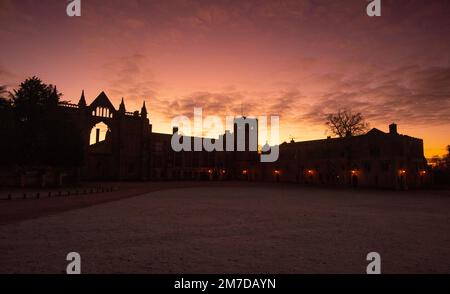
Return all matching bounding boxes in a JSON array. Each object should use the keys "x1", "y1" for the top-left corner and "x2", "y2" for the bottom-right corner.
[
  {"x1": 12, "y1": 76, "x2": 59, "y2": 121},
  {"x1": 0, "y1": 85, "x2": 10, "y2": 108},
  {"x1": 326, "y1": 109, "x2": 370, "y2": 137},
  {"x1": 0, "y1": 85, "x2": 16, "y2": 165},
  {"x1": 430, "y1": 156, "x2": 444, "y2": 168},
  {"x1": 430, "y1": 147, "x2": 450, "y2": 186},
  {"x1": 7, "y1": 77, "x2": 84, "y2": 167}
]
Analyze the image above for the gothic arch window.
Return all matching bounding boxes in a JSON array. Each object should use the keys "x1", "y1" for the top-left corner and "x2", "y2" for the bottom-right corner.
[{"x1": 89, "y1": 122, "x2": 110, "y2": 145}]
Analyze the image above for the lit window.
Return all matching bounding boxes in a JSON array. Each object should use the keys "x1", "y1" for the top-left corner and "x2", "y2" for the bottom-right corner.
[{"x1": 89, "y1": 122, "x2": 110, "y2": 145}]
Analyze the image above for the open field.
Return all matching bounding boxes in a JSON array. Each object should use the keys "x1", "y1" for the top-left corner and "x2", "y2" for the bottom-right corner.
[{"x1": 0, "y1": 183, "x2": 449, "y2": 273}]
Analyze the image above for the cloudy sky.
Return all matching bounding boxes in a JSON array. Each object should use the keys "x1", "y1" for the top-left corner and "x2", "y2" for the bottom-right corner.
[{"x1": 1, "y1": 0, "x2": 449, "y2": 157}]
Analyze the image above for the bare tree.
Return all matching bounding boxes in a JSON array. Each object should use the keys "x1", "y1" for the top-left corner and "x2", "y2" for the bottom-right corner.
[{"x1": 326, "y1": 109, "x2": 369, "y2": 137}]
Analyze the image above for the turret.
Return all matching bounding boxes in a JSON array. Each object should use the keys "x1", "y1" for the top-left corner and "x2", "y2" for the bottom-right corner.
[
  {"x1": 51, "y1": 86, "x2": 59, "y2": 106},
  {"x1": 78, "y1": 90, "x2": 87, "y2": 108},
  {"x1": 118, "y1": 97, "x2": 126, "y2": 114},
  {"x1": 141, "y1": 101, "x2": 147, "y2": 118}
]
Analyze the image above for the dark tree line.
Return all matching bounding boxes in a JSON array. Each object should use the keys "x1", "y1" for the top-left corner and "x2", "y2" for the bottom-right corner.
[
  {"x1": 0, "y1": 77, "x2": 84, "y2": 168},
  {"x1": 430, "y1": 146, "x2": 450, "y2": 186}
]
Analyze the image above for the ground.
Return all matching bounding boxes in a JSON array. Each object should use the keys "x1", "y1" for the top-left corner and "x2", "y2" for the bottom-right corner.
[{"x1": 0, "y1": 182, "x2": 449, "y2": 273}]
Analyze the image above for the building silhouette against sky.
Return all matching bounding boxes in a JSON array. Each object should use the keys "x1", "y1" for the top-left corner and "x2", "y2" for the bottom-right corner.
[{"x1": 49, "y1": 91, "x2": 430, "y2": 190}]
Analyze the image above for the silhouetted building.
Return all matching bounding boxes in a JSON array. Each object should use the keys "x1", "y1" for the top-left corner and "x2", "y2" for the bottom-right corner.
[
  {"x1": 56, "y1": 92, "x2": 257, "y2": 182},
  {"x1": 60, "y1": 91, "x2": 151, "y2": 181},
  {"x1": 5, "y1": 91, "x2": 428, "y2": 190},
  {"x1": 262, "y1": 124, "x2": 430, "y2": 189}
]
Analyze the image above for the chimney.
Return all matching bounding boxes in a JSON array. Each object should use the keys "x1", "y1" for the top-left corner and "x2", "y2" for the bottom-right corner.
[{"x1": 389, "y1": 123, "x2": 398, "y2": 135}]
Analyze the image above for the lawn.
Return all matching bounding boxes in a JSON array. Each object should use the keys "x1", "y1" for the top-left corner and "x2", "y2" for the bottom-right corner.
[{"x1": 0, "y1": 183, "x2": 449, "y2": 273}]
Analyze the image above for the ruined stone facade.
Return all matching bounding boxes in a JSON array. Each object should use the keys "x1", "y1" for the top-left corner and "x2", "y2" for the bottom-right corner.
[
  {"x1": 59, "y1": 91, "x2": 429, "y2": 189},
  {"x1": 60, "y1": 91, "x2": 151, "y2": 181}
]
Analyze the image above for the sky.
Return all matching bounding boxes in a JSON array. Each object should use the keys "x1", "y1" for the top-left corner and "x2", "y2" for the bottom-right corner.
[{"x1": 0, "y1": 0, "x2": 449, "y2": 157}]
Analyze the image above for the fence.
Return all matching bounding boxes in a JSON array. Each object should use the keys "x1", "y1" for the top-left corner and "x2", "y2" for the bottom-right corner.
[{"x1": 2, "y1": 186, "x2": 118, "y2": 201}]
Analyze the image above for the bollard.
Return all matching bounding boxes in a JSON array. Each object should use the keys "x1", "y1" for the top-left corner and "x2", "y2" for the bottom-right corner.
[
  {"x1": 58, "y1": 191, "x2": 61, "y2": 197},
  {"x1": 36, "y1": 192, "x2": 40, "y2": 199},
  {"x1": 48, "y1": 192, "x2": 52, "y2": 197},
  {"x1": 23, "y1": 193, "x2": 27, "y2": 199},
  {"x1": 8, "y1": 194, "x2": 12, "y2": 200}
]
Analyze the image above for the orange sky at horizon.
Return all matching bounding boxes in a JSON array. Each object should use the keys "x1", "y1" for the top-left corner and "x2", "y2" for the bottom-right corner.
[{"x1": 1, "y1": 0, "x2": 449, "y2": 158}]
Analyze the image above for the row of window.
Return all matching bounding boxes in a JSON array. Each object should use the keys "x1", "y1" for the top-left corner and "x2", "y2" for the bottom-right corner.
[{"x1": 92, "y1": 107, "x2": 113, "y2": 118}]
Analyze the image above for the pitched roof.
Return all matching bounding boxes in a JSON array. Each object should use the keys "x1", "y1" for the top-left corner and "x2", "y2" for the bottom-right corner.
[
  {"x1": 89, "y1": 91, "x2": 116, "y2": 110},
  {"x1": 366, "y1": 128, "x2": 386, "y2": 136}
]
